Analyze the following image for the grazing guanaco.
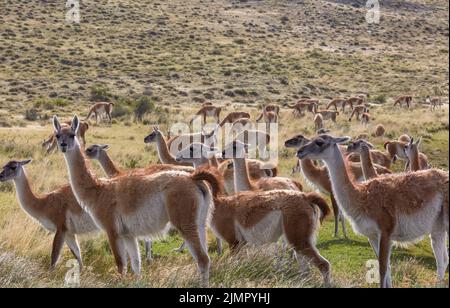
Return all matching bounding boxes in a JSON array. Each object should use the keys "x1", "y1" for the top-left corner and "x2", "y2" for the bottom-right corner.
[
  {"x1": 42, "y1": 120, "x2": 89, "y2": 153},
  {"x1": 403, "y1": 137, "x2": 431, "y2": 171},
  {"x1": 326, "y1": 98, "x2": 349, "y2": 113},
  {"x1": 191, "y1": 105, "x2": 222, "y2": 125},
  {"x1": 374, "y1": 124, "x2": 385, "y2": 137},
  {"x1": 361, "y1": 112, "x2": 370, "y2": 125},
  {"x1": 54, "y1": 115, "x2": 213, "y2": 285},
  {"x1": 256, "y1": 104, "x2": 280, "y2": 122},
  {"x1": 427, "y1": 96, "x2": 443, "y2": 111},
  {"x1": 219, "y1": 112, "x2": 250, "y2": 127},
  {"x1": 398, "y1": 134, "x2": 411, "y2": 144},
  {"x1": 297, "y1": 134, "x2": 449, "y2": 288},
  {"x1": 394, "y1": 96, "x2": 412, "y2": 109},
  {"x1": 191, "y1": 168, "x2": 332, "y2": 284},
  {"x1": 0, "y1": 160, "x2": 98, "y2": 270},
  {"x1": 346, "y1": 97, "x2": 365, "y2": 109},
  {"x1": 315, "y1": 110, "x2": 339, "y2": 123},
  {"x1": 346, "y1": 139, "x2": 391, "y2": 180},
  {"x1": 348, "y1": 105, "x2": 368, "y2": 121},
  {"x1": 314, "y1": 114, "x2": 324, "y2": 132},
  {"x1": 287, "y1": 100, "x2": 318, "y2": 117},
  {"x1": 85, "y1": 102, "x2": 115, "y2": 123}
]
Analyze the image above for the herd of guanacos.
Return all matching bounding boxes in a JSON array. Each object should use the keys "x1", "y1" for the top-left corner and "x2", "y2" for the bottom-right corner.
[{"x1": 0, "y1": 94, "x2": 448, "y2": 288}]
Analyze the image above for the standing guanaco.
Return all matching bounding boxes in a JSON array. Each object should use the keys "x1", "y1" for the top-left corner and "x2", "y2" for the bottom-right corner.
[
  {"x1": 297, "y1": 134, "x2": 448, "y2": 288},
  {"x1": 191, "y1": 105, "x2": 222, "y2": 125},
  {"x1": 42, "y1": 120, "x2": 89, "y2": 153},
  {"x1": 0, "y1": 160, "x2": 98, "y2": 270},
  {"x1": 394, "y1": 96, "x2": 412, "y2": 108},
  {"x1": 85, "y1": 102, "x2": 115, "y2": 123},
  {"x1": 54, "y1": 115, "x2": 213, "y2": 285}
]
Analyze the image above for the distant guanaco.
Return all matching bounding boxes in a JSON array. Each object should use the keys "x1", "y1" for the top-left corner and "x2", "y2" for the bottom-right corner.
[
  {"x1": 219, "y1": 112, "x2": 250, "y2": 127},
  {"x1": 427, "y1": 96, "x2": 442, "y2": 111},
  {"x1": 85, "y1": 102, "x2": 114, "y2": 123},
  {"x1": 315, "y1": 110, "x2": 339, "y2": 123},
  {"x1": 314, "y1": 114, "x2": 324, "y2": 132},
  {"x1": 256, "y1": 104, "x2": 280, "y2": 121},
  {"x1": 348, "y1": 105, "x2": 368, "y2": 121},
  {"x1": 287, "y1": 100, "x2": 318, "y2": 117},
  {"x1": 394, "y1": 95, "x2": 412, "y2": 108},
  {"x1": 361, "y1": 112, "x2": 370, "y2": 125},
  {"x1": 326, "y1": 98, "x2": 352, "y2": 113},
  {"x1": 191, "y1": 105, "x2": 222, "y2": 124}
]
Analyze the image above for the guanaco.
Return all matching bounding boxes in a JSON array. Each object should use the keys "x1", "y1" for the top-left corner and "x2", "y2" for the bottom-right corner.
[
  {"x1": 314, "y1": 113, "x2": 324, "y2": 132},
  {"x1": 347, "y1": 139, "x2": 391, "y2": 180},
  {"x1": 374, "y1": 124, "x2": 385, "y2": 138},
  {"x1": 287, "y1": 100, "x2": 318, "y2": 117},
  {"x1": 348, "y1": 105, "x2": 368, "y2": 121},
  {"x1": 394, "y1": 96, "x2": 412, "y2": 109},
  {"x1": 403, "y1": 137, "x2": 431, "y2": 171},
  {"x1": 0, "y1": 160, "x2": 98, "y2": 270},
  {"x1": 427, "y1": 96, "x2": 442, "y2": 111},
  {"x1": 54, "y1": 115, "x2": 213, "y2": 285},
  {"x1": 85, "y1": 102, "x2": 115, "y2": 123},
  {"x1": 144, "y1": 127, "x2": 201, "y2": 167},
  {"x1": 42, "y1": 120, "x2": 89, "y2": 153},
  {"x1": 256, "y1": 104, "x2": 280, "y2": 122},
  {"x1": 361, "y1": 112, "x2": 370, "y2": 125},
  {"x1": 297, "y1": 134, "x2": 448, "y2": 288},
  {"x1": 326, "y1": 98, "x2": 349, "y2": 113},
  {"x1": 219, "y1": 112, "x2": 250, "y2": 127},
  {"x1": 191, "y1": 105, "x2": 222, "y2": 125},
  {"x1": 315, "y1": 110, "x2": 339, "y2": 123},
  {"x1": 190, "y1": 168, "x2": 333, "y2": 285}
]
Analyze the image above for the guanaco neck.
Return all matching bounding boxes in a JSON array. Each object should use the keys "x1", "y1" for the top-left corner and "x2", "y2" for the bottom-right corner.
[
  {"x1": 155, "y1": 134, "x2": 177, "y2": 164},
  {"x1": 299, "y1": 158, "x2": 331, "y2": 193},
  {"x1": 408, "y1": 147, "x2": 421, "y2": 171},
  {"x1": 360, "y1": 146, "x2": 377, "y2": 180},
  {"x1": 193, "y1": 158, "x2": 210, "y2": 169},
  {"x1": 209, "y1": 155, "x2": 219, "y2": 168},
  {"x1": 232, "y1": 157, "x2": 254, "y2": 192},
  {"x1": 13, "y1": 171, "x2": 43, "y2": 219},
  {"x1": 64, "y1": 142, "x2": 100, "y2": 208},
  {"x1": 322, "y1": 145, "x2": 363, "y2": 219},
  {"x1": 98, "y1": 151, "x2": 121, "y2": 177}
]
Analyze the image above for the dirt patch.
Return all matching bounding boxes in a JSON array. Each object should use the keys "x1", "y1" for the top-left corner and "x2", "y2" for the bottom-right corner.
[{"x1": 324, "y1": 0, "x2": 440, "y2": 12}]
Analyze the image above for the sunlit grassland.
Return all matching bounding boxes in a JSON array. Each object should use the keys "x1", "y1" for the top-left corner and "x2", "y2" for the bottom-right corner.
[{"x1": 0, "y1": 103, "x2": 448, "y2": 288}]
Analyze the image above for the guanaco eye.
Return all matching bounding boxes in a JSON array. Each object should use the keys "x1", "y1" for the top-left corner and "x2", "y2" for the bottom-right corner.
[
  {"x1": 10, "y1": 166, "x2": 16, "y2": 171},
  {"x1": 316, "y1": 140, "x2": 324, "y2": 146},
  {"x1": 69, "y1": 134, "x2": 76, "y2": 138},
  {"x1": 55, "y1": 134, "x2": 61, "y2": 139}
]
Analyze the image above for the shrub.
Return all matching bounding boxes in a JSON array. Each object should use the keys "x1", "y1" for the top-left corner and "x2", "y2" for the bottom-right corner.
[
  {"x1": 133, "y1": 96, "x2": 155, "y2": 122},
  {"x1": 373, "y1": 94, "x2": 387, "y2": 104},
  {"x1": 24, "y1": 108, "x2": 39, "y2": 121},
  {"x1": 90, "y1": 84, "x2": 111, "y2": 101}
]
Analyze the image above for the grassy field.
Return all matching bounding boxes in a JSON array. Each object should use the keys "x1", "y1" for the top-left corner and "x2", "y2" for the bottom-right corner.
[{"x1": 0, "y1": 0, "x2": 449, "y2": 288}]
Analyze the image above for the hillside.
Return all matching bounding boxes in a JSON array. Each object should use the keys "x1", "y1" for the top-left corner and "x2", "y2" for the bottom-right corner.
[{"x1": 0, "y1": 0, "x2": 448, "y2": 115}]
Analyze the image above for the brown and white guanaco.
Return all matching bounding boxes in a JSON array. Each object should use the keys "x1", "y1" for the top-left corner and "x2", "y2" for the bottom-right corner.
[
  {"x1": 85, "y1": 102, "x2": 114, "y2": 123},
  {"x1": 297, "y1": 134, "x2": 448, "y2": 288}
]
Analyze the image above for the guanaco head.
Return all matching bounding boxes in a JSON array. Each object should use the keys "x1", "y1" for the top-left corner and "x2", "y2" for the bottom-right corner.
[
  {"x1": 222, "y1": 140, "x2": 249, "y2": 159},
  {"x1": 85, "y1": 144, "x2": 110, "y2": 160},
  {"x1": 284, "y1": 134, "x2": 310, "y2": 149},
  {"x1": 176, "y1": 142, "x2": 219, "y2": 164},
  {"x1": 297, "y1": 135, "x2": 351, "y2": 160},
  {"x1": 346, "y1": 139, "x2": 375, "y2": 154},
  {"x1": 53, "y1": 115, "x2": 79, "y2": 153},
  {"x1": 0, "y1": 159, "x2": 32, "y2": 182},
  {"x1": 403, "y1": 136, "x2": 421, "y2": 160},
  {"x1": 144, "y1": 127, "x2": 163, "y2": 143}
]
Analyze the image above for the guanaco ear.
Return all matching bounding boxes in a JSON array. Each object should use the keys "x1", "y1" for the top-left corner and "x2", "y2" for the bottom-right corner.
[
  {"x1": 19, "y1": 159, "x2": 32, "y2": 166},
  {"x1": 333, "y1": 136, "x2": 351, "y2": 144},
  {"x1": 101, "y1": 144, "x2": 111, "y2": 151},
  {"x1": 53, "y1": 115, "x2": 61, "y2": 132},
  {"x1": 71, "y1": 115, "x2": 80, "y2": 134},
  {"x1": 416, "y1": 137, "x2": 422, "y2": 146},
  {"x1": 365, "y1": 141, "x2": 375, "y2": 149}
]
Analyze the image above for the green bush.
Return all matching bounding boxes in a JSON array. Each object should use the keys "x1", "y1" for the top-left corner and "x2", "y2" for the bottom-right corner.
[
  {"x1": 90, "y1": 84, "x2": 111, "y2": 101},
  {"x1": 34, "y1": 98, "x2": 69, "y2": 109},
  {"x1": 133, "y1": 96, "x2": 155, "y2": 122},
  {"x1": 373, "y1": 94, "x2": 387, "y2": 104}
]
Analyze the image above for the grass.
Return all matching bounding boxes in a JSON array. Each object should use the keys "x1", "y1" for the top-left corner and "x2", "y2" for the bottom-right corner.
[{"x1": 0, "y1": 102, "x2": 448, "y2": 288}]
